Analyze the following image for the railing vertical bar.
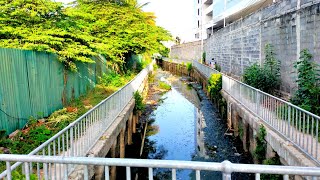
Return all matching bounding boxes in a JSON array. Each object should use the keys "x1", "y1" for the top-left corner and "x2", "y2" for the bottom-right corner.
[
  {"x1": 196, "y1": 170, "x2": 200, "y2": 180},
  {"x1": 53, "y1": 140, "x2": 56, "y2": 180},
  {"x1": 37, "y1": 162, "x2": 40, "y2": 179},
  {"x1": 172, "y1": 169, "x2": 176, "y2": 180},
  {"x1": 303, "y1": 113, "x2": 306, "y2": 149},
  {"x1": 6, "y1": 161, "x2": 11, "y2": 180},
  {"x1": 148, "y1": 167, "x2": 153, "y2": 180},
  {"x1": 255, "y1": 173, "x2": 260, "y2": 180},
  {"x1": 24, "y1": 162, "x2": 30, "y2": 180},
  {"x1": 316, "y1": 119, "x2": 319, "y2": 159},
  {"x1": 64, "y1": 164, "x2": 68, "y2": 180},
  {"x1": 311, "y1": 117, "x2": 314, "y2": 156},
  {"x1": 126, "y1": 166, "x2": 131, "y2": 180},
  {"x1": 84, "y1": 165, "x2": 88, "y2": 180},
  {"x1": 105, "y1": 166, "x2": 110, "y2": 180},
  {"x1": 307, "y1": 115, "x2": 310, "y2": 153},
  {"x1": 283, "y1": 174, "x2": 289, "y2": 180},
  {"x1": 299, "y1": 110, "x2": 302, "y2": 146},
  {"x1": 295, "y1": 108, "x2": 298, "y2": 143}
]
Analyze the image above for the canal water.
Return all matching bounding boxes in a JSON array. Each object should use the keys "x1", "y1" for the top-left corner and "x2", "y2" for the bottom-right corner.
[{"x1": 124, "y1": 72, "x2": 253, "y2": 180}]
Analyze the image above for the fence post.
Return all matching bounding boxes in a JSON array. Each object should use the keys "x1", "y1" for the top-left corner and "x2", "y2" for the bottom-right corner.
[{"x1": 222, "y1": 161, "x2": 232, "y2": 180}]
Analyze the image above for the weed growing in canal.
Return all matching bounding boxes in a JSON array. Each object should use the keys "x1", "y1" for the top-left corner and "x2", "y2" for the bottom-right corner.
[
  {"x1": 159, "y1": 81, "x2": 171, "y2": 90},
  {"x1": 207, "y1": 74, "x2": 222, "y2": 99},
  {"x1": 262, "y1": 154, "x2": 282, "y2": 180},
  {"x1": 254, "y1": 124, "x2": 267, "y2": 163},
  {"x1": 134, "y1": 91, "x2": 145, "y2": 113},
  {"x1": 186, "y1": 62, "x2": 192, "y2": 75}
]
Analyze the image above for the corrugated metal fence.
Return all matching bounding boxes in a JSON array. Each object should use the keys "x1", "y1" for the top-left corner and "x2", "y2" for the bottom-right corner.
[{"x1": 0, "y1": 48, "x2": 107, "y2": 134}]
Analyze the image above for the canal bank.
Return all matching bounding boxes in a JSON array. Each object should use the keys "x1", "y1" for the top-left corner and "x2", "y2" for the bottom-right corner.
[{"x1": 119, "y1": 69, "x2": 254, "y2": 180}]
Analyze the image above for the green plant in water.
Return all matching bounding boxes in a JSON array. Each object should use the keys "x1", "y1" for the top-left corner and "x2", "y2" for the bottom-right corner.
[
  {"x1": 262, "y1": 154, "x2": 282, "y2": 180},
  {"x1": 186, "y1": 62, "x2": 192, "y2": 75},
  {"x1": 133, "y1": 91, "x2": 145, "y2": 113},
  {"x1": 291, "y1": 49, "x2": 320, "y2": 115},
  {"x1": 254, "y1": 124, "x2": 267, "y2": 163},
  {"x1": 159, "y1": 81, "x2": 171, "y2": 90},
  {"x1": 207, "y1": 74, "x2": 222, "y2": 99}
]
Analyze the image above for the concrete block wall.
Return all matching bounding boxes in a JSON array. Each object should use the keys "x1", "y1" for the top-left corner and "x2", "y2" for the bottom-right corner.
[
  {"x1": 169, "y1": 40, "x2": 203, "y2": 61},
  {"x1": 172, "y1": 0, "x2": 320, "y2": 95}
]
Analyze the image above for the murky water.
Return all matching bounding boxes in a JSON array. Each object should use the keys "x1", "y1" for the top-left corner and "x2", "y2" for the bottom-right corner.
[{"x1": 123, "y1": 73, "x2": 253, "y2": 180}]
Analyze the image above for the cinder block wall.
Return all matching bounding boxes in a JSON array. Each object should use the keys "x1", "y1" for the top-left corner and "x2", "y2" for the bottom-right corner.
[{"x1": 172, "y1": 0, "x2": 320, "y2": 95}]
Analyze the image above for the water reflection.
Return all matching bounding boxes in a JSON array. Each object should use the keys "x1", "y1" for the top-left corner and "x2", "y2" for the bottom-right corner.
[{"x1": 135, "y1": 75, "x2": 253, "y2": 180}]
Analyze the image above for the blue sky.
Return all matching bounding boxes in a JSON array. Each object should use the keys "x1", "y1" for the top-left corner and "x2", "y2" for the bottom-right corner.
[{"x1": 56, "y1": 0, "x2": 195, "y2": 42}]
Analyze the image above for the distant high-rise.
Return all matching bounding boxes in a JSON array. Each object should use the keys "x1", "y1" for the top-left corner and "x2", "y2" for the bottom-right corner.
[{"x1": 194, "y1": 0, "x2": 275, "y2": 40}]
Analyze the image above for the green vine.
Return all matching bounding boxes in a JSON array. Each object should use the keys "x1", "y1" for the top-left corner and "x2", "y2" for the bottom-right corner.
[{"x1": 254, "y1": 124, "x2": 267, "y2": 163}]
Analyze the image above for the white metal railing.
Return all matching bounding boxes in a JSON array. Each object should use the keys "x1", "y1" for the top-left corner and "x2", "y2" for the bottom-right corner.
[
  {"x1": 0, "y1": 62, "x2": 153, "y2": 178},
  {"x1": 1, "y1": 154, "x2": 320, "y2": 180},
  {"x1": 191, "y1": 60, "x2": 320, "y2": 165}
]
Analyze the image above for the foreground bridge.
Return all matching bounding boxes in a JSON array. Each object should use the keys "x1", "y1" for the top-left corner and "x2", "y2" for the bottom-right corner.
[{"x1": 0, "y1": 61, "x2": 320, "y2": 180}]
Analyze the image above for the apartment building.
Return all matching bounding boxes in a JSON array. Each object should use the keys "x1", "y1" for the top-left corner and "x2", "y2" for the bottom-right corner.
[{"x1": 194, "y1": 0, "x2": 275, "y2": 40}]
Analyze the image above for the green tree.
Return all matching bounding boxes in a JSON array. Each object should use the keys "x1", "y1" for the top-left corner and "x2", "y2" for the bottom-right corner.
[
  {"x1": 291, "y1": 49, "x2": 320, "y2": 115},
  {"x1": 0, "y1": 0, "x2": 172, "y2": 71}
]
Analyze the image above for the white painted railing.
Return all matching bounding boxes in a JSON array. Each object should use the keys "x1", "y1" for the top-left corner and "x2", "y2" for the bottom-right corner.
[
  {"x1": 192, "y1": 60, "x2": 320, "y2": 165},
  {"x1": 0, "y1": 62, "x2": 154, "y2": 178},
  {"x1": 1, "y1": 155, "x2": 320, "y2": 180}
]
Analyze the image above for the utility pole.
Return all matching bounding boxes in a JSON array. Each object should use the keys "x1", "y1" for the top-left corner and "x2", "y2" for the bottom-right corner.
[{"x1": 200, "y1": 0, "x2": 204, "y2": 61}]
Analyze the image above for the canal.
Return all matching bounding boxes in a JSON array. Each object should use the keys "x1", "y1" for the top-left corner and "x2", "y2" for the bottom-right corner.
[{"x1": 123, "y1": 70, "x2": 253, "y2": 180}]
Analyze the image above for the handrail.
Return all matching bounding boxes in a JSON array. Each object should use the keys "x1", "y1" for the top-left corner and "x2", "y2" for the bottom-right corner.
[
  {"x1": 0, "y1": 62, "x2": 154, "y2": 178},
  {"x1": 1, "y1": 154, "x2": 320, "y2": 179}
]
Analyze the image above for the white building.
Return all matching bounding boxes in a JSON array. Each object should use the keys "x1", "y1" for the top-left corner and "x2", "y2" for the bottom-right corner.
[{"x1": 194, "y1": 0, "x2": 275, "y2": 40}]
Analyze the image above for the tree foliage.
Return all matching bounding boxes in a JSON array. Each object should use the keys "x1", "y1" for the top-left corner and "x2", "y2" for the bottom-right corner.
[
  {"x1": 0, "y1": 0, "x2": 171, "y2": 71},
  {"x1": 291, "y1": 49, "x2": 320, "y2": 115}
]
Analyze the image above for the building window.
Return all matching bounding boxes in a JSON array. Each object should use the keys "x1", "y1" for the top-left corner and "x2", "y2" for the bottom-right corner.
[
  {"x1": 198, "y1": 21, "x2": 200, "y2": 28},
  {"x1": 198, "y1": 9, "x2": 200, "y2": 15},
  {"x1": 198, "y1": 0, "x2": 199, "y2": 4}
]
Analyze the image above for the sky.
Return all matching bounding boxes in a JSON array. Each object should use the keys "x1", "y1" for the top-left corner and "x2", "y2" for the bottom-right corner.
[{"x1": 55, "y1": 0, "x2": 195, "y2": 43}]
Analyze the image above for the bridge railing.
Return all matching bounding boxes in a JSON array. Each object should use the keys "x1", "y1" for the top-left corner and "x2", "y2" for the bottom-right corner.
[
  {"x1": 192, "y1": 60, "x2": 320, "y2": 165},
  {"x1": 192, "y1": 60, "x2": 220, "y2": 78},
  {"x1": 0, "y1": 62, "x2": 154, "y2": 178},
  {"x1": 1, "y1": 154, "x2": 320, "y2": 180}
]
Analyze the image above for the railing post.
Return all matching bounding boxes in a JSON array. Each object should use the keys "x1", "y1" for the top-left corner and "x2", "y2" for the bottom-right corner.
[
  {"x1": 222, "y1": 161, "x2": 232, "y2": 180},
  {"x1": 288, "y1": 106, "x2": 291, "y2": 138},
  {"x1": 70, "y1": 126, "x2": 74, "y2": 156}
]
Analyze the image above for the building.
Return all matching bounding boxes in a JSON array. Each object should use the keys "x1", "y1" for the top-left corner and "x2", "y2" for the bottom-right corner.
[{"x1": 194, "y1": 0, "x2": 275, "y2": 40}]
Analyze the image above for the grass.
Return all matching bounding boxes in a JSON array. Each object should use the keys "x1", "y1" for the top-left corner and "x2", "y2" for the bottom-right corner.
[
  {"x1": 0, "y1": 71, "x2": 137, "y2": 174},
  {"x1": 159, "y1": 81, "x2": 171, "y2": 90}
]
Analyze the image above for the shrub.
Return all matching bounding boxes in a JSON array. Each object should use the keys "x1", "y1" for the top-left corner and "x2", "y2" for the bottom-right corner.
[
  {"x1": 207, "y1": 74, "x2": 222, "y2": 99},
  {"x1": 159, "y1": 81, "x2": 171, "y2": 90},
  {"x1": 202, "y1": 51, "x2": 206, "y2": 64},
  {"x1": 215, "y1": 63, "x2": 221, "y2": 72},
  {"x1": 186, "y1": 62, "x2": 192, "y2": 74},
  {"x1": 133, "y1": 91, "x2": 145, "y2": 113},
  {"x1": 262, "y1": 154, "x2": 282, "y2": 180},
  {"x1": 291, "y1": 49, "x2": 320, "y2": 115},
  {"x1": 243, "y1": 43, "x2": 280, "y2": 94}
]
